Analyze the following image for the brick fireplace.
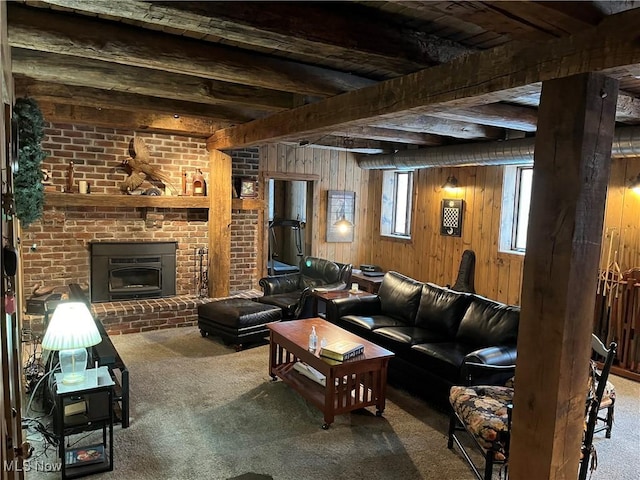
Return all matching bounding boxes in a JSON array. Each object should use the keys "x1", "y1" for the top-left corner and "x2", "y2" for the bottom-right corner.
[
  {"x1": 21, "y1": 123, "x2": 261, "y2": 335},
  {"x1": 90, "y1": 241, "x2": 177, "y2": 302}
]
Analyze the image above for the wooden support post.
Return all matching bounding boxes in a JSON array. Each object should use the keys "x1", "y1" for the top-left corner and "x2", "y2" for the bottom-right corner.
[
  {"x1": 207, "y1": 149, "x2": 232, "y2": 298},
  {"x1": 509, "y1": 73, "x2": 618, "y2": 479}
]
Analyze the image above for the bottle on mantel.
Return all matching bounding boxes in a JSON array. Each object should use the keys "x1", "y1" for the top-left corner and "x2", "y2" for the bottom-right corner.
[
  {"x1": 192, "y1": 169, "x2": 206, "y2": 196},
  {"x1": 181, "y1": 170, "x2": 188, "y2": 196}
]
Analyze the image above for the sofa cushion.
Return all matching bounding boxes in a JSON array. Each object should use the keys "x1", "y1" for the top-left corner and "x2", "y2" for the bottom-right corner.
[
  {"x1": 415, "y1": 283, "x2": 472, "y2": 338},
  {"x1": 257, "y1": 292, "x2": 301, "y2": 317},
  {"x1": 373, "y1": 327, "x2": 450, "y2": 347},
  {"x1": 340, "y1": 314, "x2": 403, "y2": 332},
  {"x1": 456, "y1": 296, "x2": 519, "y2": 347},
  {"x1": 410, "y1": 342, "x2": 477, "y2": 382},
  {"x1": 377, "y1": 271, "x2": 423, "y2": 325}
]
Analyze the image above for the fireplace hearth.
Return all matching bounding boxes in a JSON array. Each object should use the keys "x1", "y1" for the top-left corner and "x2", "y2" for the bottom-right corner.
[{"x1": 90, "y1": 241, "x2": 177, "y2": 302}]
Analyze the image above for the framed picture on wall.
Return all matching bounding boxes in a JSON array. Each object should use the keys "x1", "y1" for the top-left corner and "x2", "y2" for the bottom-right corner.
[
  {"x1": 441, "y1": 199, "x2": 464, "y2": 237},
  {"x1": 326, "y1": 190, "x2": 355, "y2": 243}
]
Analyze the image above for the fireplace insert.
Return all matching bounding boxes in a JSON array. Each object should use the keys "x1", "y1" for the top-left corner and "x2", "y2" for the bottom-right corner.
[{"x1": 90, "y1": 242, "x2": 177, "y2": 302}]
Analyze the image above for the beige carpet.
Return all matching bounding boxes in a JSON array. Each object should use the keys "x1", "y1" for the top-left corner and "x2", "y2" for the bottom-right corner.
[{"x1": 25, "y1": 327, "x2": 639, "y2": 480}]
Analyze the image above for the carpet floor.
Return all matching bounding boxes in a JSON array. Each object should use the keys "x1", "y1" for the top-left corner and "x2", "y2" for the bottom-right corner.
[{"x1": 25, "y1": 326, "x2": 639, "y2": 480}]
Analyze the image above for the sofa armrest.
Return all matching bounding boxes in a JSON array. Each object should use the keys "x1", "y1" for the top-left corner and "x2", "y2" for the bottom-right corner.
[
  {"x1": 461, "y1": 346, "x2": 517, "y2": 385},
  {"x1": 465, "y1": 345, "x2": 517, "y2": 366},
  {"x1": 314, "y1": 281, "x2": 348, "y2": 292},
  {"x1": 259, "y1": 273, "x2": 300, "y2": 295},
  {"x1": 326, "y1": 295, "x2": 382, "y2": 324}
]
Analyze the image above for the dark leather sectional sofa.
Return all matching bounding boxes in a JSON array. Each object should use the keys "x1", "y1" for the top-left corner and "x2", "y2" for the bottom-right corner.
[
  {"x1": 258, "y1": 256, "x2": 352, "y2": 319},
  {"x1": 326, "y1": 271, "x2": 519, "y2": 405}
]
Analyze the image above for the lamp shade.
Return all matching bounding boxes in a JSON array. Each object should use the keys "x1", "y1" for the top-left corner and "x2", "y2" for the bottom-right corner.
[{"x1": 41, "y1": 302, "x2": 102, "y2": 351}]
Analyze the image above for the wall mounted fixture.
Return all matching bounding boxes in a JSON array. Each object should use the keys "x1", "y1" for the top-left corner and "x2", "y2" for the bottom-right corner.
[
  {"x1": 630, "y1": 173, "x2": 640, "y2": 194},
  {"x1": 442, "y1": 175, "x2": 459, "y2": 191},
  {"x1": 333, "y1": 138, "x2": 354, "y2": 232}
]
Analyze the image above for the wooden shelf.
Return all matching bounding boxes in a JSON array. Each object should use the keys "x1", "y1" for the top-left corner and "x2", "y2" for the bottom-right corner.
[
  {"x1": 45, "y1": 192, "x2": 209, "y2": 208},
  {"x1": 45, "y1": 193, "x2": 265, "y2": 211},
  {"x1": 232, "y1": 198, "x2": 264, "y2": 210}
]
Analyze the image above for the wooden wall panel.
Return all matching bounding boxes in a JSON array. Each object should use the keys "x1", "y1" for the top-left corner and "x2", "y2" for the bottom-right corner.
[
  {"x1": 262, "y1": 144, "x2": 640, "y2": 307},
  {"x1": 260, "y1": 144, "x2": 371, "y2": 268},
  {"x1": 603, "y1": 157, "x2": 640, "y2": 273}
]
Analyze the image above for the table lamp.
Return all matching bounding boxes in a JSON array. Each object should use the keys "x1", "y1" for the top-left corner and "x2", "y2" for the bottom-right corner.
[{"x1": 41, "y1": 302, "x2": 102, "y2": 385}]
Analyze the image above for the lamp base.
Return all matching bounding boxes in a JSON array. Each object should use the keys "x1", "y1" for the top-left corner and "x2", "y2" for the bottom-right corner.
[
  {"x1": 59, "y1": 347, "x2": 88, "y2": 386},
  {"x1": 61, "y1": 372, "x2": 85, "y2": 385}
]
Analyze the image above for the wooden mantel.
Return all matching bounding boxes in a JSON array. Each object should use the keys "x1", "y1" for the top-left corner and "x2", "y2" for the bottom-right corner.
[{"x1": 44, "y1": 192, "x2": 263, "y2": 210}]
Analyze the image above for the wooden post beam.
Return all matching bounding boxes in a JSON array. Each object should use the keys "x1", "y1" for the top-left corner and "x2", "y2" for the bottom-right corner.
[
  {"x1": 509, "y1": 72, "x2": 618, "y2": 479},
  {"x1": 207, "y1": 150, "x2": 232, "y2": 298}
]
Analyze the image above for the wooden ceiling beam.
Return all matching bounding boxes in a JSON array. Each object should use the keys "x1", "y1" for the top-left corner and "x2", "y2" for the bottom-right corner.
[
  {"x1": 38, "y1": 101, "x2": 222, "y2": 137},
  {"x1": 398, "y1": 0, "x2": 598, "y2": 42},
  {"x1": 14, "y1": 79, "x2": 238, "y2": 127},
  {"x1": 429, "y1": 103, "x2": 538, "y2": 132},
  {"x1": 207, "y1": 8, "x2": 640, "y2": 149},
  {"x1": 510, "y1": 87, "x2": 640, "y2": 123},
  {"x1": 31, "y1": 0, "x2": 473, "y2": 77},
  {"x1": 333, "y1": 126, "x2": 443, "y2": 146},
  {"x1": 373, "y1": 114, "x2": 504, "y2": 140},
  {"x1": 7, "y1": 4, "x2": 374, "y2": 97},
  {"x1": 11, "y1": 49, "x2": 275, "y2": 121},
  {"x1": 286, "y1": 136, "x2": 396, "y2": 155},
  {"x1": 614, "y1": 92, "x2": 640, "y2": 123}
]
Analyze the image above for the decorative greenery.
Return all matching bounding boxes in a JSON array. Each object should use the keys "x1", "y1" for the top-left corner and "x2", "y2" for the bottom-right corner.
[{"x1": 13, "y1": 98, "x2": 47, "y2": 227}]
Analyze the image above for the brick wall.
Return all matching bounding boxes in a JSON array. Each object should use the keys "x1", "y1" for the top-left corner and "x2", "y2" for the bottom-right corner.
[
  {"x1": 21, "y1": 123, "x2": 260, "y2": 332},
  {"x1": 231, "y1": 148, "x2": 260, "y2": 290}
]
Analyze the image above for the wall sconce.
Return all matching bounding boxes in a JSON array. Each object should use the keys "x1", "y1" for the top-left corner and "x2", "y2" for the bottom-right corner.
[
  {"x1": 442, "y1": 175, "x2": 459, "y2": 192},
  {"x1": 630, "y1": 173, "x2": 640, "y2": 194}
]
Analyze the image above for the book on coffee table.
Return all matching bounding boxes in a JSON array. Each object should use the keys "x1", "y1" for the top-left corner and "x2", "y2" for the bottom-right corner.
[{"x1": 320, "y1": 340, "x2": 364, "y2": 361}]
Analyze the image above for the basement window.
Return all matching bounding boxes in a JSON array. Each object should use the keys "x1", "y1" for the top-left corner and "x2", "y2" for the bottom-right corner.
[
  {"x1": 381, "y1": 170, "x2": 414, "y2": 238},
  {"x1": 500, "y1": 166, "x2": 533, "y2": 253}
]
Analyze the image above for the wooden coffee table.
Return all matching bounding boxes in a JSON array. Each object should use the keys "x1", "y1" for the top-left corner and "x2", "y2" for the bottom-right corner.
[{"x1": 267, "y1": 318, "x2": 394, "y2": 429}]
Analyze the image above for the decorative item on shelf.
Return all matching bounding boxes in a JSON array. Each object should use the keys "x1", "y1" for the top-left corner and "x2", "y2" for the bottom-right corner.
[
  {"x1": 78, "y1": 180, "x2": 89, "y2": 194},
  {"x1": 237, "y1": 177, "x2": 257, "y2": 198},
  {"x1": 192, "y1": 169, "x2": 207, "y2": 196},
  {"x1": 441, "y1": 199, "x2": 464, "y2": 237},
  {"x1": 182, "y1": 169, "x2": 188, "y2": 196},
  {"x1": 41, "y1": 302, "x2": 102, "y2": 385},
  {"x1": 66, "y1": 161, "x2": 75, "y2": 193},
  {"x1": 119, "y1": 136, "x2": 178, "y2": 195}
]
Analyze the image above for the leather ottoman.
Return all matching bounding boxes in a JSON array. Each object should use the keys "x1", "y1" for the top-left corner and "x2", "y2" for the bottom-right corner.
[{"x1": 198, "y1": 298, "x2": 282, "y2": 351}]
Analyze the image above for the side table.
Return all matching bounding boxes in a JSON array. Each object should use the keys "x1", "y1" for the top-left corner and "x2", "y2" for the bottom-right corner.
[
  {"x1": 351, "y1": 272, "x2": 385, "y2": 294},
  {"x1": 311, "y1": 289, "x2": 374, "y2": 318},
  {"x1": 55, "y1": 367, "x2": 114, "y2": 479}
]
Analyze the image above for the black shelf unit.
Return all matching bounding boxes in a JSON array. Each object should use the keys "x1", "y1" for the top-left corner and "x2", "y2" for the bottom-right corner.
[{"x1": 55, "y1": 371, "x2": 114, "y2": 479}]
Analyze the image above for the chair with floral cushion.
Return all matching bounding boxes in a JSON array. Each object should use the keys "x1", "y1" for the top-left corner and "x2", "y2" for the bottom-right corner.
[
  {"x1": 447, "y1": 334, "x2": 616, "y2": 480},
  {"x1": 447, "y1": 364, "x2": 515, "y2": 480}
]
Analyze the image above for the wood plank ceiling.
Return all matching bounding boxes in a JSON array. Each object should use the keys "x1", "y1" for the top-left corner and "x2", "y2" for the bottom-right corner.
[{"x1": 8, "y1": 0, "x2": 640, "y2": 156}]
